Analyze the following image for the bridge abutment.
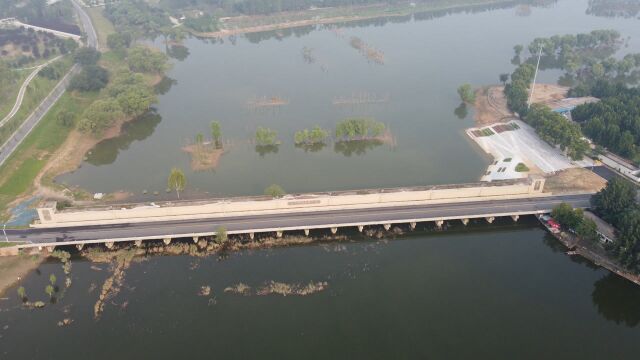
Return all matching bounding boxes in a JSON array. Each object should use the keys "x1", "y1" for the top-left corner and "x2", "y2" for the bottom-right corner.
[
  {"x1": 461, "y1": 218, "x2": 469, "y2": 226},
  {"x1": 485, "y1": 216, "x2": 495, "y2": 224}
]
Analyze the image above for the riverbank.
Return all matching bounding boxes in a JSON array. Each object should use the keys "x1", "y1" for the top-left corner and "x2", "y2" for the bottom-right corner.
[
  {"x1": 0, "y1": 253, "x2": 44, "y2": 297},
  {"x1": 191, "y1": 0, "x2": 518, "y2": 38}
]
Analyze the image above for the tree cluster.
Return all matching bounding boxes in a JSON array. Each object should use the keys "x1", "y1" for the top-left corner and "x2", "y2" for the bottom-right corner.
[
  {"x1": 552, "y1": 203, "x2": 598, "y2": 242},
  {"x1": 504, "y1": 63, "x2": 535, "y2": 116},
  {"x1": 0, "y1": 27, "x2": 77, "y2": 63},
  {"x1": 294, "y1": 126, "x2": 329, "y2": 145},
  {"x1": 255, "y1": 127, "x2": 278, "y2": 146},
  {"x1": 335, "y1": 118, "x2": 385, "y2": 141},
  {"x1": 591, "y1": 178, "x2": 640, "y2": 271},
  {"x1": 104, "y1": 0, "x2": 172, "y2": 36},
  {"x1": 524, "y1": 104, "x2": 589, "y2": 160},
  {"x1": 571, "y1": 81, "x2": 640, "y2": 162},
  {"x1": 106, "y1": 32, "x2": 132, "y2": 51},
  {"x1": 126, "y1": 46, "x2": 168, "y2": 74},
  {"x1": 457, "y1": 84, "x2": 475, "y2": 103},
  {"x1": 69, "y1": 65, "x2": 109, "y2": 92}
]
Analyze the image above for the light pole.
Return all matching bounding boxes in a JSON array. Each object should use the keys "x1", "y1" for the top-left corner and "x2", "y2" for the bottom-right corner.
[
  {"x1": 527, "y1": 44, "x2": 543, "y2": 109},
  {"x1": 2, "y1": 224, "x2": 8, "y2": 242}
]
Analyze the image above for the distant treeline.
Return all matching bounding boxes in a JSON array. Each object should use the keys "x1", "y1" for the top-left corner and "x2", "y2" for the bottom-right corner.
[{"x1": 0, "y1": 0, "x2": 78, "y2": 33}]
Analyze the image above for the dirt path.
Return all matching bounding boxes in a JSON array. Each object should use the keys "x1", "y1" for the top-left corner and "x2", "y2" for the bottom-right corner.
[
  {"x1": 543, "y1": 168, "x2": 607, "y2": 193},
  {"x1": 473, "y1": 86, "x2": 514, "y2": 126}
]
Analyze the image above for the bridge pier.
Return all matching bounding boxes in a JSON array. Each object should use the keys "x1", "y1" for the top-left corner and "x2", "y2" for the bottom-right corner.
[
  {"x1": 134, "y1": 240, "x2": 143, "y2": 247},
  {"x1": 192, "y1": 236, "x2": 199, "y2": 243},
  {"x1": 331, "y1": 227, "x2": 338, "y2": 235},
  {"x1": 304, "y1": 229, "x2": 310, "y2": 236},
  {"x1": 249, "y1": 232, "x2": 254, "y2": 240},
  {"x1": 163, "y1": 238, "x2": 172, "y2": 245},
  {"x1": 358, "y1": 225, "x2": 364, "y2": 232},
  {"x1": 461, "y1": 218, "x2": 469, "y2": 226},
  {"x1": 105, "y1": 242, "x2": 114, "y2": 249},
  {"x1": 435, "y1": 220, "x2": 444, "y2": 229},
  {"x1": 76, "y1": 244, "x2": 84, "y2": 251},
  {"x1": 46, "y1": 246, "x2": 55, "y2": 253},
  {"x1": 511, "y1": 215, "x2": 519, "y2": 222},
  {"x1": 409, "y1": 222, "x2": 416, "y2": 230},
  {"x1": 276, "y1": 231, "x2": 283, "y2": 238},
  {"x1": 485, "y1": 217, "x2": 495, "y2": 224},
  {"x1": 383, "y1": 224, "x2": 391, "y2": 231}
]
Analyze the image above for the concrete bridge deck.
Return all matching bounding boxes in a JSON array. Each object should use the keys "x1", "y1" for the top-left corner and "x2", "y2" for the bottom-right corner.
[{"x1": 7, "y1": 193, "x2": 592, "y2": 249}]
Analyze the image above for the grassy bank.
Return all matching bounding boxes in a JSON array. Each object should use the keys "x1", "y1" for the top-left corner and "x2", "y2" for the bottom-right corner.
[
  {"x1": 0, "y1": 70, "x2": 31, "y2": 120},
  {"x1": 0, "y1": 57, "x2": 73, "y2": 146},
  {"x1": 86, "y1": 7, "x2": 115, "y2": 50}
]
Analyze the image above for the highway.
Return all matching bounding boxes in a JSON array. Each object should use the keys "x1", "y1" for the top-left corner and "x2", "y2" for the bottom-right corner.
[
  {"x1": 6, "y1": 193, "x2": 591, "y2": 246},
  {"x1": 0, "y1": 0, "x2": 96, "y2": 167}
]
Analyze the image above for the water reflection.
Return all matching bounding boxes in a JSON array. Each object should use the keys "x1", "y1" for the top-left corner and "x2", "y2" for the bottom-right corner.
[
  {"x1": 244, "y1": 25, "x2": 315, "y2": 44},
  {"x1": 454, "y1": 102, "x2": 468, "y2": 119},
  {"x1": 334, "y1": 139, "x2": 383, "y2": 156},
  {"x1": 295, "y1": 142, "x2": 327, "y2": 153},
  {"x1": 592, "y1": 273, "x2": 640, "y2": 327},
  {"x1": 255, "y1": 144, "x2": 280, "y2": 157},
  {"x1": 586, "y1": 0, "x2": 640, "y2": 18},
  {"x1": 166, "y1": 44, "x2": 190, "y2": 61},
  {"x1": 85, "y1": 111, "x2": 162, "y2": 166},
  {"x1": 154, "y1": 76, "x2": 178, "y2": 95}
]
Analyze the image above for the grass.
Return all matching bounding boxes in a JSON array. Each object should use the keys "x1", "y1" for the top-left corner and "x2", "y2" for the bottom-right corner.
[
  {"x1": 0, "y1": 69, "x2": 31, "y2": 119},
  {"x1": 86, "y1": 7, "x2": 115, "y2": 50},
  {"x1": 515, "y1": 163, "x2": 530, "y2": 172},
  {"x1": 0, "y1": 92, "x2": 97, "y2": 220},
  {"x1": 0, "y1": 242, "x2": 20, "y2": 248}
]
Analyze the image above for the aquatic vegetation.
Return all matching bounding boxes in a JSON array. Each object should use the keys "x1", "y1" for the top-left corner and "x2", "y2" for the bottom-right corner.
[
  {"x1": 256, "y1": 281, "x2": 328, "y2": 296},
  {"x1": 224, "y1": 283, "x2": 251, "y2": 296}
]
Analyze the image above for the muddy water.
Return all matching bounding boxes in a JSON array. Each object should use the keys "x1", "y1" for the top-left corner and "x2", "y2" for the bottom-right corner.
[
  {"x1": 1, "y1": 221, "x2": 639, "y2": 359},
  {"x1": 56, "y1": 0, "x2": 640, "y2": 198}
]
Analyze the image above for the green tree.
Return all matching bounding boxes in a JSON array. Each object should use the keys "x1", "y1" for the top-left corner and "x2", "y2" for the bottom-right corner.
[
  {"x1": 576, "y1": 218, "x2": 598, "y2": 242},
  {"x1": 216, "y1": 226, "x2": 228, "y2": 244},
  {"x1": 457, "y1": 84, "x2": 476, "y2": 103},
  {"x1": 499, "y1": 73, "x2": 509, "y2": 84},
  {"x1": 168, "y1": 167, "x2": 186, "y2": 199},
  {"x1": 107, "y1": 32, "x2": 132, "y2": 51},
  {"x1": 552, "y1": 202, "x2": 583, "y2": 229},
  {"x1": 56, "y1": 110, "x2": 74, "y2": 127},
  {"x1": 17, "y1": 286, "x2": 26, "y2": 302},
  {"x1": 69, "y1": 65, "x2": 109, "y2": 92},
  {"x1": 195, "y1": 133, "x2": 204, "y2": 145},
  {"x1": 49, "y1": 273, "x2": 57, "y2": 286},
  {"x1": 127, "y1": 46, "x2": 168, "y2": 73},
  {"x1": 45, "y1": 284, "x2": 54, "y2": 299},
  {"x1": 255, "y1": 127, "x2": 278, "y2": 146},
  {"x1": 77, "y1": 98, "x2": 124, "y2": 136},
  {"x1": 73, "y1": 47, "x2": 101, "y2": 66},
  {"x1": 591, "y1": 177, "x2": 637, "y2": 225},
  {"x1": 514, "y1": 44, "x2": 524, "y2": 56},
  {"x1": 264, "y1": 184, "x2": 286, "y2": 198},
  {"x1": 211, "y1": 121, "x2": 222, "y2": 148}
]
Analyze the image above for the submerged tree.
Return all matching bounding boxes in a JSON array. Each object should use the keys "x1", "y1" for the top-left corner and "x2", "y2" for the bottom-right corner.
[
  {"x1": 17, "y1": 286, "x2": 26, "y2": 302},
  {"x1": 457, "y1": 84, "x2": 476, "y2": 103},
  {"x1": 211, "y1": 121, "x2": 222, "y2": 148},
  {"x1": 255, "y1": 127, "x2": 278, "y2": 146},
  {"x1": 49, "y1": 274, "x2": 57, "y2": 286},
  {"x1": 168, "y1": 167, "x2": 186, "y2": 199},
  {"x1": 45, "y1": 284, "x2": 54, "y2": 299}
]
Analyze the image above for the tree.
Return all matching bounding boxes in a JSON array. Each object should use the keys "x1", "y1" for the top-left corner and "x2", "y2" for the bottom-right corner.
[
  {"x1": 168, "y1": 167, "x2": 186, "y2": 199},
  {"x1": 552, "y1": 202, "x2": 583, "y2": 229},
  {"x1": 195, "y1": 133, "x2": 204, "y2": 145},
  {"x1": 457, "y1": 84, "x2": 476, "y2": 103},
  {"x1": 45, "y1": 284, "x2": 54, "y2": 299},
  {"x1": 73, "y1": 47, "x2": 101, "y2": 66},
  {"x1": 77, "y1": 98, "x2": 123, "y2": 136},
  {"x1": 265, "y1": 184, "x2": 285, "y2": 198},
  {"x1": 69, "y1": 65, "x2": 109, "y2": 92},
  {"x1": 255, "y1": 127, "x2": 278, "y2": 146},
  {"x1": 56, "y1": 110, "x2": 74, "y2": 127},
  {"x1": 216, "y1": 226, "x2": 228, "y2": 244},
  {"x1": 107, "y1": 32, "x2": 132, "y2": 51},
  {"x1": 49, "y1": 273, "x2": 56, "y2": 286},
  {"x1": 591, "y1": 177, "x2": 637, "y2": 225},
  {"x1": 211, "y1": 121, "x2": 222, "y2": 148},
  {"x1": 576, "y1": 218, "x2": 598, "y2": 242},
  {"x1": 514, "y1": 44, "x2": 524, "y2": 56},
  {"x1": 499, "y1": 73, "x2": 509, "y2": 84},
  {"x1": 17, "y1": 286, "x2": 26, "y2": 302},
  {"x1": 127, "y1": 46, "x2": 168, "y2": 73}
]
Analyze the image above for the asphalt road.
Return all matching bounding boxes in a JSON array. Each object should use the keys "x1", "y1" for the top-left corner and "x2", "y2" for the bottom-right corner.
[
  {"x1": 6, "y1": 194, "x2": 591, "y2": 245},
  {"x1": 0, "y1": 0, "x2": 96, "y2": 168}
]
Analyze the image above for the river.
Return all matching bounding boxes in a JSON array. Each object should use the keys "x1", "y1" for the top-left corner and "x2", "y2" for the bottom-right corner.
[
  {"x1": 57, "y1": 0, "x2": 640, "y2": 199},
  {"x1": 1, "y1": 220, "x2": 639, "y2": 358}
]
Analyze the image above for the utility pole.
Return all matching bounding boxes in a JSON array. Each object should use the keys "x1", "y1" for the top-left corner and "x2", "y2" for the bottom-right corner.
[
  {"x1": 2, "y1": 224, "x2": 8, "y2": 242},
  {"x1": 527, "y1": 44, "x2": 543, "y2": 109}
]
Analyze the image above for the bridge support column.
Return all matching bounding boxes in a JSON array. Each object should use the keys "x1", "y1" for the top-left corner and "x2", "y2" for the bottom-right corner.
[
  {"x1": 511, "y1": 215, "x2": 519, "y2": 222},
  {"x1": 485, "y1": 217, "x2": 495, "y2": 224},
  {"x1": 461, "y1": 218, "x2": 469, "y2": 226},
  {"x1": 276, "y1": 231, "x2": 283, "y2": 238},
  {"x1": 410, "y1": 222, "x2": 416, "y2": 230},
  {"x1": 304, "y1": 229, "x2": 310, "y2": 236},
  {"x1": 46, "y1": 246, "x2": 55, "y2": 253},
  {"x1": 383, "y1": 224, "x2": 391, "y2": 231},
  {"x1": 134, "y1": 240, "x2": 143, "y2": 247},
  {"x1": 331, "y1": 227, "x2": 338, "y2": 235},
  {"x1": 358, "y1": 225, "x2": 364, "y2": 232},
  {"x1": 105, "y1": 242, "x2": 114, "y2": 249},
  {"x1": 163, "y1": 238, "x2": 172, "y2": 245},
  {"x1": 76, "y1": 244, "x2": 84, "y2": 251},
  {"x1": 192, "y1": 236, "x2": 199, "y2": 243},
  {"x1": 249, "y1": 232, "x2": 254, "y2": 240},
  {"x1": 435, "y1": 220, "x2": 444, "y2": 229}
]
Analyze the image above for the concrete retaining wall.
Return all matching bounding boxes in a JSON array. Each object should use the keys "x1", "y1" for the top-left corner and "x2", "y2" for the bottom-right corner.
[{"x1": 34, "y1": 177, "x2": 546, "y2": 228}]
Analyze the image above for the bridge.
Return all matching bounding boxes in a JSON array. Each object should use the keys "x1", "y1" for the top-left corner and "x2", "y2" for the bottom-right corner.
[
  {"x1": 4, "y1": 177, "x2": 594, "y2": 251},
  {"x1": 0, "y1": 18, "x2": 82, "y2": 41}
]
